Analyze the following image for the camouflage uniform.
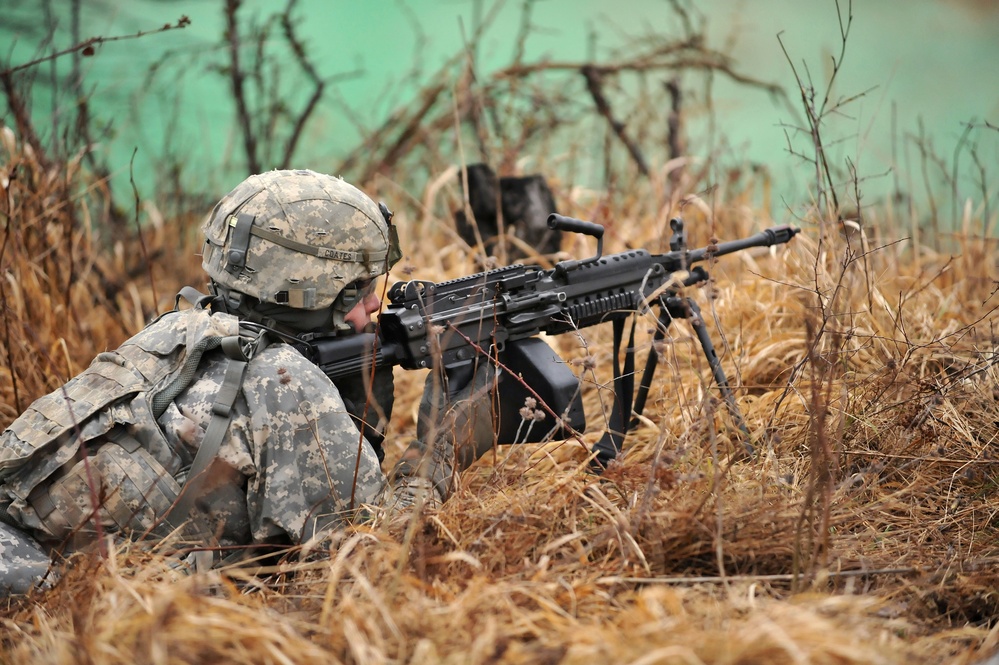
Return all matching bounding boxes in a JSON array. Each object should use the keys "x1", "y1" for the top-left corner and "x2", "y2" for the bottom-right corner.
[
  {"x1": 0, "y1": 304, "x2": 385, "y2": 569},
  {"x1": 0, "y1": 523, "x2": 50, "y2": 595},
  {"x1": 157, "y1": 313, "x2": 388, "y2": 545},
  {"x1": 0, "y1": 169, "x2": 493, "y2": 595}
]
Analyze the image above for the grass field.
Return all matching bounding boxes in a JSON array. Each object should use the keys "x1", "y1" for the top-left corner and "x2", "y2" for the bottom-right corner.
[
  {"x1": 1, "y1": 108, "x2": 998, "y2": 664},
  {"x1": 2, "y1": 2, "x2": 998, "y2": 657}
]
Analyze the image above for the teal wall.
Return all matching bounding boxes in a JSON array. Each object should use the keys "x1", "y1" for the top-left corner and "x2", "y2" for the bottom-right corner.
[{"x1": 2, "y1": 0, "x2": 998, "y2": 222}]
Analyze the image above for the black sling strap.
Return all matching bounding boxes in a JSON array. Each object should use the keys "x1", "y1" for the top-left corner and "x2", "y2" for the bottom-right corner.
[{"x1": 590, "y1": 315, "x2": 638, "y2": 471}]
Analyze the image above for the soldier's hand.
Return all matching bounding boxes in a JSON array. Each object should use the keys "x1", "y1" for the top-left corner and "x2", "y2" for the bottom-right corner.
[{"x1": 417, "y1": 359, "x2": 499, "y2": 471}]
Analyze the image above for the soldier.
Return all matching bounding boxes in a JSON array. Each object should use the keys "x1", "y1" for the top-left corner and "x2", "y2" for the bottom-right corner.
[{"x1": 0, "y1": 169, "x2": 496, "y2": 595}]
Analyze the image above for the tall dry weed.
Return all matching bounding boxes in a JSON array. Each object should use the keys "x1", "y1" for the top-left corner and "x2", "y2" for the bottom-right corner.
[
  {"x1": 1, "y1": 133, "x2": 997, "y2": 663},
  {"x1": 0, "y1": 126, "x2": 203, "y2": 426},
  {"x1": 2, "y1": 3, "x2": 999, "y2": 659}
]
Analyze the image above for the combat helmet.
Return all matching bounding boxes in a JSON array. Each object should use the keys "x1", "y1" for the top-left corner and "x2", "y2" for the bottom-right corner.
[{"x1": 202, "y1": 169, "x2": 401, "y2": 333}]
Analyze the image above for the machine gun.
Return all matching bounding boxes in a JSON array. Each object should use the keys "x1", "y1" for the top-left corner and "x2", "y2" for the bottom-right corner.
[{"x1": 301, "y1": 215, "x2": 799, "y2": 468}]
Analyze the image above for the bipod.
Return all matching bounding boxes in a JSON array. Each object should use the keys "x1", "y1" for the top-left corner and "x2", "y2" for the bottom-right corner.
[
  {"x1": 590, "y1": 219, "x2": 752, "y2": 473},
  {"x1": 631, "y1": 288, "x2": 752, "y2": 452}
]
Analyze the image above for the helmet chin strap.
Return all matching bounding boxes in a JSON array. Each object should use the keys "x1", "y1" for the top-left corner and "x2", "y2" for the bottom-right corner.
[
  {"x1": 329, "y1": 299, "x2": 350, "y2": 332},
  {"x1": 329, "y1": 277, "x2": 379, "y2": 334},
  {"x1": 210, "y1": 281, "x2": 353, "y2": 336}
]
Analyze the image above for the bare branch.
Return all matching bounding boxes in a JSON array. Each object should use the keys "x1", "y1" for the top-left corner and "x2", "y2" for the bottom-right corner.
[
  {"x1": 582, "y1": 64, "x2": 650, "y2": 177},
  {"x1": 0, "y1": 16, "x2": 191, "y2": 78},
  {"x1": 224, "y1": 0, "x2": 259, "y2": 174}
]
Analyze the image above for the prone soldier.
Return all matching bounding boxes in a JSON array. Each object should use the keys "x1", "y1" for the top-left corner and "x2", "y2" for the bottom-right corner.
[{"x1": 0, "y1": 169, "x2": 496, "y2": 595}]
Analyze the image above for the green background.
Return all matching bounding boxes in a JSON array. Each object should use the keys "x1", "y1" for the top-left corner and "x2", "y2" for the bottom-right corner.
[{"x1": 2, "y1": 0, "x2": 998, "y2": 222}]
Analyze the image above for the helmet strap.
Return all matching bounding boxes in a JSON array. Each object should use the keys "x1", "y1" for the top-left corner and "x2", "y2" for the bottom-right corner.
[
  {"x1": 380, "y1": 202, "x2": 403, "y2": 269},
  {"x1": 329, "y1": 288, "x2": 357, "y2": 333},
  {"x1": 330, "y1": 276, "x2": 377, "y2": 332},
  {"x1": 208, "y1": 281, "x2": 246, "y2": 314},
  {"x1": 224, "y1": 212, "x2": 256, "y2": 275},
  {"x1": 211, "y1": 280, "x2": 354, "y2": 336}
]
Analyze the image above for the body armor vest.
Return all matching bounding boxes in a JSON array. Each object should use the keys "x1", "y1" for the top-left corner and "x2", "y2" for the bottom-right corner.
[{"x1": 0, "y1": 307, "x2": 248, "y2": 549}]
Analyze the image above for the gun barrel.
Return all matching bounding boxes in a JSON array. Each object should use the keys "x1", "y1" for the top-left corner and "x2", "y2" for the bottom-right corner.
[{"x1": 687, "y1": 225, "x2": 799, "y2": 263}]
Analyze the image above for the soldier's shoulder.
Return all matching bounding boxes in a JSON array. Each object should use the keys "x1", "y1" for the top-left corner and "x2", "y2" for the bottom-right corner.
[
  {"x1": 253, "y1": 341, "x2": 312, "y2": 366},
  {"x1": 246, "y1": 342, "x2": 331, "y2": 386},
  {"x1": 240, "y1": 342, "x2": 347, "y2": 416},
  {"x1": 129, "y1": 307, "x2": 240, "y2": 348}
]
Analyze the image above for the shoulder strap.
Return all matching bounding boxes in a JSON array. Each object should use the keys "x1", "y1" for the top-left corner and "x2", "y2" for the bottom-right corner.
[
  {"x1": 175, "y1": 285, "x2": 217, "y2": 310},
  {"x1": 163, "y1": 328, "x2": 269, "y2": 532}
]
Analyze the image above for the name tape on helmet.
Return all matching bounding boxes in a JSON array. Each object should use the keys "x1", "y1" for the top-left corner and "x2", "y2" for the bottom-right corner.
[
  {"x1": 249, "y1": 225, "x2": 389, "y2": 264},
  {"x1": 318, "y1": 248, "x2": 363, "y2": 261}
]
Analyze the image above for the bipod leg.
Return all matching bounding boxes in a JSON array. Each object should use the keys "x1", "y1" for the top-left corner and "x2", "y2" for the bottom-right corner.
[
  {"x1": 631, "y1": 307, "x2": 675, "y2": 428},
  {"x1": 683, "y1": 298, "x2": 753, "y2": 454}
]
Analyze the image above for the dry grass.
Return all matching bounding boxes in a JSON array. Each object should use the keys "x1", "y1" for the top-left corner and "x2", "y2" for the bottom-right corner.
[{"x1": 2, "y1": 123, "x2": 999, "y2": 665}]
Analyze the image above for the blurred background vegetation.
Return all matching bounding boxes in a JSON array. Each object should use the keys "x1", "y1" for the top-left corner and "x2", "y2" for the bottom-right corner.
[
  {"x1": 2, "y1": 0, "x2": 997, "y2": 227},
  {"x1": 3, "y1": 3, "x2": 999, "y2": 663}
]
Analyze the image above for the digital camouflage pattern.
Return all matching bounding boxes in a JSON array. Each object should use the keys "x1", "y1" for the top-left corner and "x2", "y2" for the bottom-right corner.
[
  {"x1": 161, "y1": 332, "x2": 387, "y2": 544},
  {"x1": 0, "y1": 306, "x2": 242, "y2": 549},
  {"x1": 0, "y1": 521, "x2": 50, "y2": 595},
  {"x1": 0, "y1": 168, "x2": 497, "y2": 596},
  {"x1": 0, "y1": 307, "x2": 388, "y2": 563},
  {"x1": 202, "y1": 169, "x2": 399, "y2": 311}
]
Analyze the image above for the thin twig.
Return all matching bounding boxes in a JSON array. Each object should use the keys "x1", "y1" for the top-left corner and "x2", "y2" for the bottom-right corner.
[
  {"x1": 597, "y1": 567, "x2": 918, "y2": 586},
  {"x1": 224, "y1": 0, "x2": 259, "y2": 174},
  {"x1": 582, "y1": 65, "x2": 650, "y2": 177},
  {"x1": 0, "y1": 17, "x2": 192, "y2": 77}
]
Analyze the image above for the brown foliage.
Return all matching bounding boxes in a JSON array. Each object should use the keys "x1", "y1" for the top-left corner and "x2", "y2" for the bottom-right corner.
[
  {"x1": 0, "y1": 126, "x2": 203, "y2": 424},
  {"x1": 2, "y1": 6, "x2": 999, "y2": 659},
  {"x1": 2, "y1": 125, "x2": 998, "y2": 663}
]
